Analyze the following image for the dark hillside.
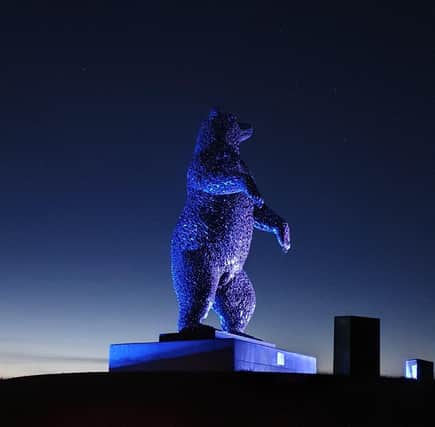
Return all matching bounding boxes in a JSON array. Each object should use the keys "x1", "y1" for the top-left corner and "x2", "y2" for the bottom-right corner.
[{"x1": 1, "y1": 372, "x2": 434, "y2": 426}]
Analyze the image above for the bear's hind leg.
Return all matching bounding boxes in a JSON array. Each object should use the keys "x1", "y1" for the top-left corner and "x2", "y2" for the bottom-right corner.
[
  {"x1": 213, "y1": 270, "x2": 256, "y2": 334},
  {"x1": 172, "y1": 250, "x2": 219, "y2": 332}
]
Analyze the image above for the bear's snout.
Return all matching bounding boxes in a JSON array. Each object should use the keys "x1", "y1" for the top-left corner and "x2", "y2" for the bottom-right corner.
[{"x1": 238, "y1": 122, "x2": 253, "y2": 142}]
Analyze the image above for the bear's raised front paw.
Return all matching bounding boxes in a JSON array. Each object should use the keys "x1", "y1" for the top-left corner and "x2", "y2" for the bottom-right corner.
[
  {"x1": 277, "y1": 222, "x2": 291, "y2": 253},
  {"x1": 251, "y1": 193, "x2": 264, "y2": 208}
]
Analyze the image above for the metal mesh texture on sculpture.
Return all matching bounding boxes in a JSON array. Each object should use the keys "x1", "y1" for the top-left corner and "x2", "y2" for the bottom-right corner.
[{"x1": 171, "y1": 108, "x2": 291, "y2": 334}]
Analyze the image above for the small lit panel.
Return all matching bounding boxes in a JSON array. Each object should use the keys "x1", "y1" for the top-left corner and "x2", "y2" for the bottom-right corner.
[
  {"x1": 405, "y1": 359, "x2": 418, "y2": 379},
  {"x1": 276, "y1": 351, "x2": 285, "y2": 366}
]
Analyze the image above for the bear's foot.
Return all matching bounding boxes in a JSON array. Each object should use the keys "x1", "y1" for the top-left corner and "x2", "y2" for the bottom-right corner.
[{"x1": 178, "y1": 324, "x2": 218, "y2": 339}]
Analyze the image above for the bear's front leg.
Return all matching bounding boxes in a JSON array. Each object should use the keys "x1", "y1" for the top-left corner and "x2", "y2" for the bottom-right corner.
[
  {"x1": 254, "y1": 204, "x2": 291, "y2": 253},
  {"x1": 243, "y1": 173, "x2": 264, "y2": 207}
]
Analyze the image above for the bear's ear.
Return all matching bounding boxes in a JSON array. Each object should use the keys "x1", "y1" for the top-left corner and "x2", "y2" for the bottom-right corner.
[{"x1": 208, "y1": 106, "x2": 222, "y2": 119}]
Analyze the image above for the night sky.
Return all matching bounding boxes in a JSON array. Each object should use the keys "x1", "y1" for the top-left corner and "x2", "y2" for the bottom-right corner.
[{"x1": 1, "y1": 2, "x2": 434, "y2": 378}]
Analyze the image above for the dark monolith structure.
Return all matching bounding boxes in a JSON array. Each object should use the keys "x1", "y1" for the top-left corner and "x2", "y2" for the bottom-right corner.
[{"x1": 334, "y1": 316, "x2": 380, "y2": 377}]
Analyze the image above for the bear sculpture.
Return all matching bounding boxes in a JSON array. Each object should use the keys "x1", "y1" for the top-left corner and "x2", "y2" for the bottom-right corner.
[{"x1": 171, "y1": 108, "x2": 291, "y2": 334}]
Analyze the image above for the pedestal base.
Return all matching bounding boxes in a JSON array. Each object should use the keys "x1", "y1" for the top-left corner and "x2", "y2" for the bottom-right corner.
[{"x1": 109, "y1": 331, "x2": 316, "y2": 374}]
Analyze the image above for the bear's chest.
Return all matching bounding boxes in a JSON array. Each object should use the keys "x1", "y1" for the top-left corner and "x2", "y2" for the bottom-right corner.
[
  {"x1": 196, "y1": 193, "x2": 254, "y2": 234},
  {"x1": 175, "y1": 191, "x2": 255, "y2": 255}
]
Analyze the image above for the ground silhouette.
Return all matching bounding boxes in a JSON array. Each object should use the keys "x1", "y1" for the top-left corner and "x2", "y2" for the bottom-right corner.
[{"x1": 1, "y1": 372, "x2": 434, "y2": 426}]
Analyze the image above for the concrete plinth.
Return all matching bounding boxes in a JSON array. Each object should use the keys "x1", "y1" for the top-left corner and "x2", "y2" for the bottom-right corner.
[{"x1": 109, "y1": 330, "x2": 316, "y2": 374}]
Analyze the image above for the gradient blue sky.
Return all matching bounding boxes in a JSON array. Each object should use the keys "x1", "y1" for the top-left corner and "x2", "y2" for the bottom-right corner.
[{"x1": 1, "y1": 2, "x2": 434, "y2": 378}]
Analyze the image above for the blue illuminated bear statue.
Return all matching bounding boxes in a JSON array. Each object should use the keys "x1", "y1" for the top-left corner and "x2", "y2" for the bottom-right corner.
[{"x1": 171, "y1": 108, "x2": 290, "y2": 335}]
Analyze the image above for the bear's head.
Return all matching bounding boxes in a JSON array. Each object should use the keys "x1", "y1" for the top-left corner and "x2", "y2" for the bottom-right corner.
[{"x1": 195, "y1": 108, "x2": 253, "y2": 152}]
